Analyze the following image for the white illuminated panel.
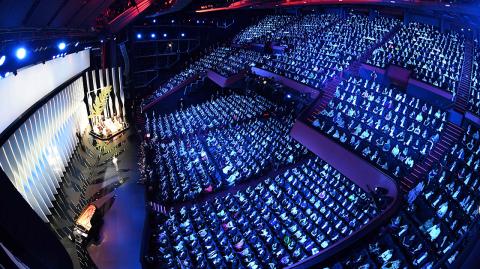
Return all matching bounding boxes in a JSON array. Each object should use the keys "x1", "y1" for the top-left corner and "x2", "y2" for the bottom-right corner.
[
  {"x1": 0, "y1": 50, "x2": 90, "y2": 134},
  {"x1": 0, "y1": 78, "x2": 88, "y2": 222}
]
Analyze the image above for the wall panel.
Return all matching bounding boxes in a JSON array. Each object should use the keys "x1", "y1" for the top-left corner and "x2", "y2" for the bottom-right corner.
[{"x1": 0, "y1": 77, "x2": 88, "y2": 222}]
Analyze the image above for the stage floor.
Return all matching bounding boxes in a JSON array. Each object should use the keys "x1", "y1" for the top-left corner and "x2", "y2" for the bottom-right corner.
[{"x1": 88, "y1": 131, "x2": 145, "y2": 269}]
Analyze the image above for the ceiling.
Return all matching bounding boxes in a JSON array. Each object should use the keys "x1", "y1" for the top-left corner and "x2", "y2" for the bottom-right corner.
[{"x1": 0, "y1": 0, "x2": 116, "y2": 30}]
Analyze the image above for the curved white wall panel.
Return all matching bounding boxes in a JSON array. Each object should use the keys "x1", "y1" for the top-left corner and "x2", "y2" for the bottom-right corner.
[
  {"x1": 0, "y1": 50, "x2": 90, "y2": 134},
  {"x1": 0, "y1": 78, "x2": 88, "y2": 222}
]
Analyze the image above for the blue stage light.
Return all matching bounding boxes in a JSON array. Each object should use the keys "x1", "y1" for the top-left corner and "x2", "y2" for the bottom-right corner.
[
  {"x1": 0, "y1": 55, "x2": 5, "y2": 66},
  {"x1": 137, "y1": 33, "x2": 142, "y2": 39},
  {"x1": 181, "y1": 33, "x2": 185, "y2": 37},
  {"x1": 58, "y1": 42, "x2": 66, "y2": 50},
  {"x1": 151, "y1": 33, "x2": 156, "y2": 38},
  {"x1": 163, "y1": 33, "x2": 167, "y2": 38},
  {"x1": 15, "y1": 48, "x2": 26, "y2": 60}
]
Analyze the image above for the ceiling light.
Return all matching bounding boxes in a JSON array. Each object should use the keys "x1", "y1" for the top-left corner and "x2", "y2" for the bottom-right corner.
[
  {"x1": 58, "y1": 42, "x2": 66, "y2": 50},
  {"x1": 15, "y1": 48, "x2": 27, "y2": 60}
]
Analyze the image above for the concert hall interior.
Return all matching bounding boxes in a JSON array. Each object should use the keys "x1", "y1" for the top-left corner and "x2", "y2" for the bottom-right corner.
[{"x1": 1, "y1": 0, "x2": 480, "y2": 269}]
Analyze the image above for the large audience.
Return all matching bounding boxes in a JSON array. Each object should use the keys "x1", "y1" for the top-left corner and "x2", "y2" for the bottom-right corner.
[
  {"x1": 144, "y1": 93, "x2": 308, "y2": 203},
  {"x1": 469, "y1": 43, "x2": 480, "y2": 115},
  {"x1": 310, "y1": 76, "x2": 446, "y2": 178},
  {"x1": 148, "y1": 158, "x2": 381, "y2": 268},
  {"x1": 210, "y1": 49, "x2": 264, "y2": 77},
  {"x1": 146, "y1": 94, "x2": 274, "y2": 139},
  {"x1": 141, "y1": 11, "x2": 480, "y2": 269},
  {"x1": 233, "y1": 15, "x2": 295, "y2": 45},
  {"x1": 259, "y1": 15, "x2": 400, "y2": 89},
  {"x1": 142, "y1": 47, "x2": 234, "y2": 107},
  {"x1": 325, "y1": 125, "x2": 480, "y2": 269},
  {"x1": 368, "y1": 22, "x2": 465, "y2": 94}
]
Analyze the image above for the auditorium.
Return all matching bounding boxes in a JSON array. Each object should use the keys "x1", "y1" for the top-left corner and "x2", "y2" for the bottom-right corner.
[{"x1": 0, "y1": 0, "x2": 479, "y2": 268}]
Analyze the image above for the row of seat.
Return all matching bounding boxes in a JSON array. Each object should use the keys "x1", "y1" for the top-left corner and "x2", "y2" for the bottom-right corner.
[
  {"x1": 322, "y1": 124, "x2": 480, "y2": 269},
  {"x1": 233, "y1": 15, "x2": 295, "y2": 45},
  {"x1": 142, "y1": 47, "x2": 234, "y2": 106},
  {"x1": 148, "y1": 157, "x2": 381, "y2": 268},
  {"x1": 469, "y1": 43, "x2": 480, "y2": 116},
  {"x1": 259, "y1": 15, "x2": 399, "y2": 89},
  {"x1": 205, "y1": 116, "x2": 308, "y2": 186},
  {"x1": 145, "y1": 94, "x2": 274, "y2": 139},
  {"x1": 210, "y1": 49, "x2": 264, "y2": 77},
  {"x1": 368, "y1": 22, "x2": 465, "y2": 94},
  {"x1": 310, "y1": 76, "x2": 447, "y2": 178},
  {"x1": 253, "y1": 14, "x2": 340, "y2": 45},
  {"x1": 145, "y1": 93, "x2": 308, "y2": 202}
]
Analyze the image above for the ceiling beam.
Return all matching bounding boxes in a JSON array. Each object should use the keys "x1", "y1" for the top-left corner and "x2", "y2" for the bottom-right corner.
[{"x1": 22, "y1": 0, "x2": 40, "y2": 26}]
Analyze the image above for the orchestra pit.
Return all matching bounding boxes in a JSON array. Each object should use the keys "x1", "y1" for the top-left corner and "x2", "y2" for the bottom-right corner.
[{"x1": 1, "y1": 1, "x2": 480, "y2": 269}]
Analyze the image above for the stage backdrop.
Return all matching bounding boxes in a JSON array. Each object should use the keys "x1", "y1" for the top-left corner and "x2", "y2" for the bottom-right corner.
[
  {"x1": 83, "y1": 67, "x2": 126, "y2": 124},
  {"x1": 0, "y1": 50, "x2": 90, "y2": 134}
]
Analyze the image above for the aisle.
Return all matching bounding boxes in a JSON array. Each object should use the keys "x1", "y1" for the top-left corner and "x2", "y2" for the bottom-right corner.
[{"x1": 88, "y1": 133, "x2": 145, "y2": 269}]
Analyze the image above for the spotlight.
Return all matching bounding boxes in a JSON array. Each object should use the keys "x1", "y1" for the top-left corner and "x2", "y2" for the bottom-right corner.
[
  {"x1": 58, "y1": 42, "x2": 66, "y2": 50},
  {"x1": 75, "y1": 42, "x2": 79, "y2": 47},
  {"x1": 181, "y1": 33, "x2": 185, "y2": 37},
  {"x1": 286, "y1": 94, "x2": 292, "y2": 99},
  {"x1": 171, "y1": 19, "x2": 175, "y2": 23},
  {"x1": 15, "y1": 47, "x2": 27, "y2": 60},
  {"x1": 0, "y1": 55, "x2": 5, "y2": 66},
  {"x1": 137, "y1": 33, "x2": 142, "y2": 39},
  {"x1": 163, "y1": 33, "x2": 167, "y2": 38},
  {"x1": 151, "y1": 33, "x2": 156, "y2": 38},
  {"x1": 153, "y1": 19, "x2": 156, "y2": 23}
]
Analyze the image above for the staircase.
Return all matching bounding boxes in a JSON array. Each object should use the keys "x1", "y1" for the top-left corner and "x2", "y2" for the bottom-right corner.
[
  {"x1": 134, "y1": 102, "x2": 145, "y2": 131},
  {"x1": 184, "y1": 76, "x2": 207, "y2": 94},
  {"x1": 304, "y1": 76, "x2": 341, "y2": 123},
  {"x1": 401, "y1": 122, "x2": 464, "y2": 192},
  {"x1": 454, "y1": 40, "x2": 474, "y2": 113}
]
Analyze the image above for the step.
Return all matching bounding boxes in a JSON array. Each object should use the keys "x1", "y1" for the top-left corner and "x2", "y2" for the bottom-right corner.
[{"x1": 402, "y1": 176, "x2": 415, "y2": 185}]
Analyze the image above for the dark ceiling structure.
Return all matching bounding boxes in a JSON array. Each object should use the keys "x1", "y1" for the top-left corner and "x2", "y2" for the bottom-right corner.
[{"x1": 0, "y1": 0, "x2": 112, "y2": 29}]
